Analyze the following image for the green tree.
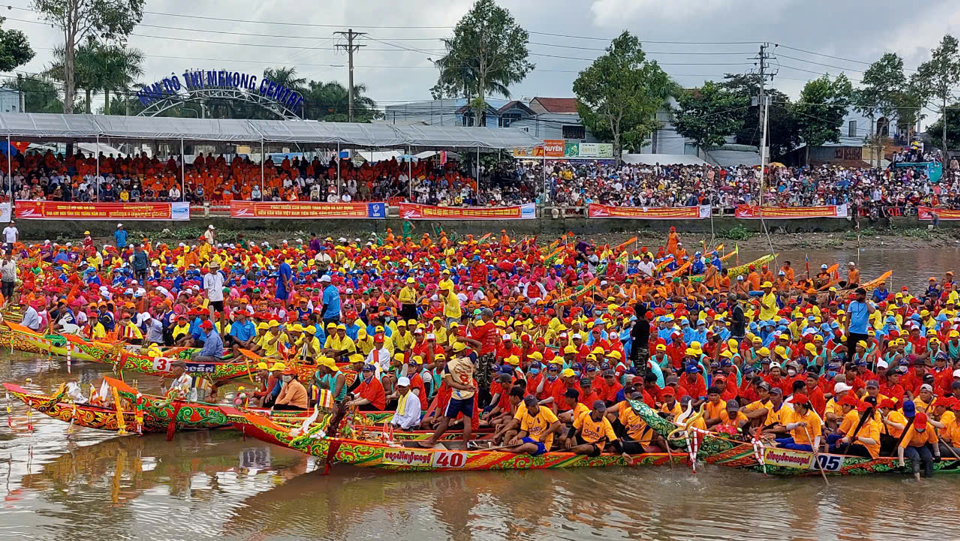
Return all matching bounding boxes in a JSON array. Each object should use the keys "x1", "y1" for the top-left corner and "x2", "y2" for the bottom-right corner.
[
  {"x1": 48, "y1": 39, "x2": 99, "y2": 113},
  {"x1": 0, "y1": 17, "x2": 34, "y2": 71},
  {"x1": 795, "y1": 74, "x2": 853, "y2": 163},
  {"x1": 673, "y1": 81, "x2": 748, "y2": 151},
  {"x1": 431, "y1": 0, "x2": 534, "y2": 127},
  {"x1": 720, "y1": 74, "x2": 799, "y2": 159},
  {"x1": 573, "y1": 31, "x2": 675, "y2": 163},
  {"x1": 32, "y1": 0, "x2": 145, "y2": 114},
  {"x1": 303, "y1": 80, "x2": 380, "y2": 122},
  {"x1": 99, "y1": 43, "x2": 143, "y2": 114},
  {"x1": 912, "y1": 35, "x2": 960, "y2": 151},
  {"x1": 927, "y1": 105, "x2": 960, "y2": 150},
  {"x1": 855, "y1": 53, "x2": 906, "y2": 165},
  {"x1": 2, "y1": 75, "x2": 62, "y2": 113}
]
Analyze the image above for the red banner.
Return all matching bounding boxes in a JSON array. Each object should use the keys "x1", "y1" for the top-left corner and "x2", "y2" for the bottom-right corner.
[
  {"x1": 15, "y1": 201, "x2": 190, "y2": 221},
  {"x1": 543, "y1": 139, "x2": 565, "y2": 158},
  {"x1": 588, "y1": 204, "x2": 710, "y2": 220},
  {"x1": 734, "y1": 204, "x2": 848, "y2": 219},
  {"x1": 230, "y1": 201, "x2": 385, "y2": 219},
  {"x1": 918, "y1": 206, "x2": 960, "y2": 220},
  {"x1": 399, "y1": 203, "x2": 537, "y2": 221}
]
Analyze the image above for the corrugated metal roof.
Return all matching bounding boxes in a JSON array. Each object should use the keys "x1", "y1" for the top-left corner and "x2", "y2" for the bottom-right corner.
[{"x1": 0, "y1": 113, "x2": 543, "y2": 149}]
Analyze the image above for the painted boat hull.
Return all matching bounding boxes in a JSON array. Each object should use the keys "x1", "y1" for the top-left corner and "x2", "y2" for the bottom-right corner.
[
  {"x1": 227, "y1": 409, "x2": 688, "y2": 472},
  {"x1": 623, "y1": 398, "x2": 960, "y2": 476}
]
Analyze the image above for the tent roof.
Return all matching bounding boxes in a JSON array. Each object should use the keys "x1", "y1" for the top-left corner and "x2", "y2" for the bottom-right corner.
[{"x1": 0, "y1": 113, "x2": 543, "y2": 150}]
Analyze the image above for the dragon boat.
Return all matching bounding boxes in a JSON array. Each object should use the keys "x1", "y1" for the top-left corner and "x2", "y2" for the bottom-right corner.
[
  {"x1": 227, "y1": 408, "x2": 688, "y2": 472},
  {"x1": 624, "y1": 398, "x2": 960, "y2": 476},
  {"x1": 726, "y1": 253, "x2": 777, "y2": 279}
]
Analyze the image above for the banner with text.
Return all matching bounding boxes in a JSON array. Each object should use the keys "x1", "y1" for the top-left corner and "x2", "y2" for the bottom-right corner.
[
  {"x1": 918, "y1": 206, "x2": 960, "y2": 220},
  {"x1": 734, "y1": 204, "x2": 848, "y2": 219},
  {"x1": 230, "y1": 201, "x2": 385, "y2": 219},
  {"x1": 15, "y1": 201, "x2": 190, "y2": 221},
  {"x1": 399, "y1": 203, "x2": 536, "y2": 221},
  {"x1": 588, "y1": 204, "x2": 711, "y2": 220}
]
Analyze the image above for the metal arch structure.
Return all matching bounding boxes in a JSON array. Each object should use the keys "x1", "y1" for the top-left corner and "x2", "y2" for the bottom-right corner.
[{"x1": 137, "y1": 87, "x2": 302, "y2": 120}]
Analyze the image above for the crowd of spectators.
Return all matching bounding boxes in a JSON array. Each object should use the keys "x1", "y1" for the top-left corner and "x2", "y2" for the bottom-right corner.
[{"x1": 3, "y1": 148, "x2": 960, "y2": 214}]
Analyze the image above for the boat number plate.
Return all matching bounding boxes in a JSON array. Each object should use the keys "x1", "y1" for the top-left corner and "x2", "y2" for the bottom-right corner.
[{"x1": 432, "y1": 451, "x2": 467, "y2": 468}]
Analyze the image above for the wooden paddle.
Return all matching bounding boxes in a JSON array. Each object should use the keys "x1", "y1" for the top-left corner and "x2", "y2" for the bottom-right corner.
[
  {"x1": 803, "y1": 425, "x2": 830, "y2": 485},
  {"x1": 841, "y1": 406, "x2": 873, "y2": 455}
]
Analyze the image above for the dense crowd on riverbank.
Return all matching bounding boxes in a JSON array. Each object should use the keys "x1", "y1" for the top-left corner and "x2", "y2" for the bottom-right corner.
[
  {"x1": 4, "y1": 149, "x2": 960, "y2": 216},
  {"x1": 5, "y1": 223, "x2": 960, "y2": 476}
]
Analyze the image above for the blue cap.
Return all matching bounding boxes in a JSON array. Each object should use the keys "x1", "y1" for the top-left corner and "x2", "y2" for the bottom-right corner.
[
  {"x1": 361, "y1": 364, "x2": 376, "y2": 372},
  {"x1": 529, "y1": 361, "x2": 542, "y2": 370},
  {"x1": 902, "y1": 400, "x2": 916, "y2": 418},
  {"x1": 685, "y1": 364, "x2": 699, "y2": 374}
]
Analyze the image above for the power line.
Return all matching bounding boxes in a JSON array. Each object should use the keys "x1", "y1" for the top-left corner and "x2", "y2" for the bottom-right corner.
[{"x1": 776, "y1": 53, "x2": 865, "y2": 74}]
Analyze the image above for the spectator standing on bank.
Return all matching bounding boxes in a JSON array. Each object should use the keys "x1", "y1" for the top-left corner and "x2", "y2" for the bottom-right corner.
[
  {"x1": 115, "y1": 223, "x2": 127, "y2": 248},
  {"x1": 2, "y1": 220, "x2": 18, "y2": 251}
]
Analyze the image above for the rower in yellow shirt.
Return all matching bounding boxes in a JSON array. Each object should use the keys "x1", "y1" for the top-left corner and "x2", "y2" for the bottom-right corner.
[
  {"x1": 566, "y1": 400, "x2": 618, "y2": 455},
  {"x1": 759, "y1": 282, "x2": 778, "y2": 321},
  {"x1": 505, "y1": 396, "x2": 562, "y2": 456},
  {"x1": 777, "y1": 393, "x2": 821, "y2": 451}
]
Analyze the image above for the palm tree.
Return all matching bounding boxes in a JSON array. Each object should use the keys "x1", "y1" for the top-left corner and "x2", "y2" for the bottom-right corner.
[
  {"x1": 99, "y1": 45, "x2": 144, "y2": 115},
  {"x1": 47, "y1": 38, "x2": 99, "y2": 113},
  {"x1": 48, "y1": 38, "x2": 144, "y2": 114},
  {"x1": 303, "y1": 80, "x2": 379, "y2": 122}
]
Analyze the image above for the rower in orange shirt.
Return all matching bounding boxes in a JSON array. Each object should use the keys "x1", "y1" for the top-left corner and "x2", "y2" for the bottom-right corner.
[{"x1": 846, "y1": 262, "x2": 861, "y2": 288}]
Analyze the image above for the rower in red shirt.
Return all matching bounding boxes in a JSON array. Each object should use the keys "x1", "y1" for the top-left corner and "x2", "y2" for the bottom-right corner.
[{"x1": 348, "y1": 365, "x2": 386, "y2": 410}]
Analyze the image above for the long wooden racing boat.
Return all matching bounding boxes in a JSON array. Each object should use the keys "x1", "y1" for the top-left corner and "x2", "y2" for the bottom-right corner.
[
  {"x1": 4, "y1": 378, "x2": 392, "y2": 434},
  {"x1": 3, "y1": 322, "x2": 354, "y2": 387},
  {"x1": 624, "y1": 398, "x2": 960, "y2": 476},
  {"x1": 815, "y1": 270, "x2": 893, "y2": 302},
  {"x1": 725, "y1": 253, "x2": 777, "y2": 279},
  {"x1": 227, "y1": 408, "x2": 688, "y2": 472},
  {"x1": 221, "y1": 406, "x2": 488, "y2": 451},
  {"x1": 3, "y1": 379, "x2": 310, "y2": 434}
]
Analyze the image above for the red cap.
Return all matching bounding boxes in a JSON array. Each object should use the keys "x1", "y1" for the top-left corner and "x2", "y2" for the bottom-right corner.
[
  {"x1": 792, "y1": 393, "x2": 809, "y2": 405},
  {"x1": 915, "y1": 411, "x2": 928, "y2": 430},
  {"x1": 200, "y1": 320, "x2": 213, "y2": 330},
  {"x1": 878, "y1": 399, "x2": 896, "y2": 409},
  {"x1": 661, "y1": 387, "x2": 676, "y2": 397},
  {"x1": 840, "y1": 394, "x2": 859, "y2": 407},
  {"x1": 374, "y1": 333, "x2": 385, "y2": 341}
]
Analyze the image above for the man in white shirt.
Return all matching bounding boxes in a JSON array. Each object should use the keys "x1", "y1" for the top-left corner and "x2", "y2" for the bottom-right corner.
[
  {"x1": 2, "y1": 220, "x2": 18, "y2": 250},
  {"x1": 169, "y1": 186, "x2": 181, "y2": 201},
  {"x1": 638, "y1": 254, "x2": 656, "y2": 278},
  {"x1": 203, "y1": 261, "x2": 226, "y2": 317},
  {"x1": 390, "y1": 377, "x2": 421, "y2": 430},
  {"x1": 203, "y1": 225, "x2": 216, "y2": 244},
  {"x1": 365, "y1": 333, "x2": 392, "y2": 375}
]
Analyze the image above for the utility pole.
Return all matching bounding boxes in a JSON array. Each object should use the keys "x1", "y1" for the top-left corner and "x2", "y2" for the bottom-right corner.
[
  {"x1": 753, "y1": 43, "x2": 777, "y2": 139},
  {"x1": 752, "y1": 43, "x2": 777, "y2": 197},
  {"x1": 16, "y1": 73, "x2": 24, "y2": 112},
  {"x1": 334, "y1": 29, "x2": 367, "y2": 122}
]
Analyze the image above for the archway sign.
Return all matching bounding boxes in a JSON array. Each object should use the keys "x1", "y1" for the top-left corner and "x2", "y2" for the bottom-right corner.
[{"x1": 136, "y1": 69, "x2": 306, "y2": 119}]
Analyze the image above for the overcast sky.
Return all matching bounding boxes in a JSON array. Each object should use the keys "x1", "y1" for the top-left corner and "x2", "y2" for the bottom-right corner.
[{"x1": 4, "y1": 0, "x2": 960, "y2": 110}]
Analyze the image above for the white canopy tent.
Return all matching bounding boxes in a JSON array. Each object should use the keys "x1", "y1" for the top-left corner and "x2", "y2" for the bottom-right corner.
[{"x1": 0, "y1": 112, "x2": 544, "y2": 201}]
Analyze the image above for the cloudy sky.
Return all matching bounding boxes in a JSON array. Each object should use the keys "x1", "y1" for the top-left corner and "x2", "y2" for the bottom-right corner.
[{"x1": 3, "y1": 0, "x2": 960, "y2": 111}]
